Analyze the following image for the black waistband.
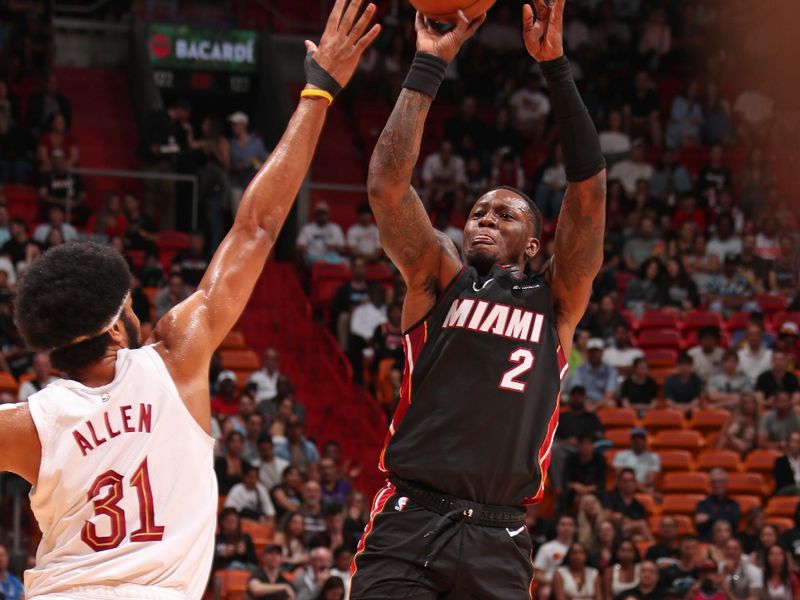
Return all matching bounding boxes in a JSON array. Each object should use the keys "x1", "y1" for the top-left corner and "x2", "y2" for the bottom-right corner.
[{"x1": 389, "y1": 476, "x2": 525, "y2": 528}]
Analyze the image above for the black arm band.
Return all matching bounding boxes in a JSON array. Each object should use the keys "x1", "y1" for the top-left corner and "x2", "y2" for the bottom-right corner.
[
  {"x1": 540, "y1": 56, "x2": 606, "y2": 182},
  {"x1": 402, "y1": 52, "x2": 448, "y2": 99},
  {"x1": 304, "y1": 53, "x2": 343, "y2": 97}
]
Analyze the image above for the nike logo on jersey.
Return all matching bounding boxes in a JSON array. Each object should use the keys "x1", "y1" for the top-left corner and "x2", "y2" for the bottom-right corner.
[
  {"x1": 512, "y1": 284, "x2": 541, "y2": 291},
  {"x1": 472, "y1": 278, "x2": 494, "y2": 292},
  {"x1": 443, "y1": 298, "x2": 546, "y2": 343},
  {"x1": 507, "y1": 526, "x2": 526, "y2": 538}
]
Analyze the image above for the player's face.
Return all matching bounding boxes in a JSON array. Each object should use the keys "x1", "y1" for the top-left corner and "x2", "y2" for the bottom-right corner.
[{"x1": 463, "y1": 190, "x2": 539, "y2": 273}]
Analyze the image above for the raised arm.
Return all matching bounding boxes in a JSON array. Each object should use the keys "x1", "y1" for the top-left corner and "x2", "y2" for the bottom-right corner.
[
  {"x1": 367, "y1": 12, "x2": 483, "y2": 329},
  {"x1": 523, "y1": 0, "x2": 606, "y2": 355},
  {"x1": 153, "y1": 0, "x2": 380, "y2": 430}
]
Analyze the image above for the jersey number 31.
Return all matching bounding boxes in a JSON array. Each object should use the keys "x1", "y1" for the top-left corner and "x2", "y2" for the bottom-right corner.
[{"x1": 81, "y1": 457, "x2": 165, "y2": 551}]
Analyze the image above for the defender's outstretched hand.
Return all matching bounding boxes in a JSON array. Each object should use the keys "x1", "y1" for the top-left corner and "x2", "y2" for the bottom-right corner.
[
  {"x1": 414, "y1": 10, "x2": 486, "y2": 63},
  {"x1": 305, "y1": 0, "x2": 381, "y2": 88},
  {"x1": 523, "y1": 0, "x2": 565, "y2": 62}
]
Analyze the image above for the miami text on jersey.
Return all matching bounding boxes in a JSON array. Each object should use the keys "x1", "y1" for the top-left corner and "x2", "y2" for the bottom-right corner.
[
  {"x1": 442, "y1": 298, "x2": 546, "y2": 342},
  {"x1": 72, "y1": 403, "x2": 153, "y2": 456}
]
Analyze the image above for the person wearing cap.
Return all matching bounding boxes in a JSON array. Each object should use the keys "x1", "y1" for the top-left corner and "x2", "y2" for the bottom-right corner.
[
  {"x1": 608, "y1": 139, "x2": 654, "y2": 196},
  {"x1": 228, "y1": 111, "x2": 268, "y2": 216},
  {"x1": 296, "y1": 201, "x2": 345, "y2": 265},
  {"x1": 707, "y1": 350, "x2": 753, "y2": 409},
  {"x1": 613, "y1": 428, "x2": 660, "y2": 493},
  {"x1": 571, "y1": 338, "x2": 618, "y2": 410},
  {"x1": 755, "y1": 349, "x2": 800, "y2": 405},
  {"x1": 664, "y1": 352, "x2": 703, "y2": 414},
  {"x1": 687, "y1": 326, "x2": 725, "y2": 384},
  {"x1": 346, "y1": 203, "x2": 382, "y2": 261},
  {"x1": 247, "y1": 543, "x2": 295, "y2": 599}
]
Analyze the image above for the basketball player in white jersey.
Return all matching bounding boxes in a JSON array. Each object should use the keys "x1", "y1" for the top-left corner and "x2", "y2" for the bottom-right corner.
[{"x1": 0, "y1": 1, "x2": 379, "y2": 597}]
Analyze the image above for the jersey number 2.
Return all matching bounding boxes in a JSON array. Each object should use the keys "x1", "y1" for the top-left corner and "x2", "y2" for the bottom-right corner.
[
  {"x1": 499, "y1": 348, "x2": 535, "y2": 392},
  {"x1": 81, "y1": 457, "x2": 165, "y2": 552}
]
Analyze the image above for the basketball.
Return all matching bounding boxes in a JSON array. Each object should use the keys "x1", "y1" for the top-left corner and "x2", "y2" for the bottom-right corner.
[{"x1": 409, "y1": 0, "x2": 497, "y2": 22}]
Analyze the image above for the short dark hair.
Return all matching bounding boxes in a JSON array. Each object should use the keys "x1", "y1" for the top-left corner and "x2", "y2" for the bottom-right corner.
[
  {"x1": 16, "y1": 242, "x2": 131, "y2": 368},
  {"x1": 10, "y1": 217, "x2": 26, "y2": 229},
  {"x1": 699, "y1": 326, "x2": 720, "y2": 340},
  {"x1": 570, "y1": 385, "x2": 586, "y2": 396},
  {"x1": 323, "y1": 502, "x2": 343, "y2": 518},
  {"x1": 722, "y1": 349, "x2": 738, "y2": 361},
  {"x1": 356, "y1": 202, "x2": 372, "y2": 215},
  {"x1": 632, "y1": 357, "x2": 647, "y2": 368},
  {"x1": 493, "y1": 186, "x2": 543, "y2": 239},
  {"x1": 677, "y1": 352, "x2": 693, "y2": 365},
  {"x1": 257, "y1": 433, "x2": 273, "y2": 446},
  {"x1": 618, "y1": 468, "x2": 636, "y2": 479}
]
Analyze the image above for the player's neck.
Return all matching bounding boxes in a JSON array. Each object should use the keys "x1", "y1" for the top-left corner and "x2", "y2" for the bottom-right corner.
[{"x1": 67, "y1": 348, "x2": 121, "y2": 388}]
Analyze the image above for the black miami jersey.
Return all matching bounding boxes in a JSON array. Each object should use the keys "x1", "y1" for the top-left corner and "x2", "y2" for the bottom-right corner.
[{"x1": 381, "y1": 264, "x2": 567, "y2": 507}]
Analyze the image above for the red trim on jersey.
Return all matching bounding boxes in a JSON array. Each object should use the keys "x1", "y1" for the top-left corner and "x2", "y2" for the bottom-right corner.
[
  {"x1": 378, "y1": 322, "x2": 427, "y2": 472},
  {"x1": 522, "y1": 391, "x2": 561, "y2": 505},
  {"x1": 350, "y1": 481, "x2": 396, "y2": 578},
  {"x1": 556, "y1": 344, "x2": 569, "y2": 381}
]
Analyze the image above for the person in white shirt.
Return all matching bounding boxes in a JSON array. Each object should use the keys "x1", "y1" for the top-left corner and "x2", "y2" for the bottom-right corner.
[
  {"x1": 348, "y1": 286, "x2": 387, "y2": 383},
  {"x1": 346, "y1": 203, "x2": 381, "y2": 261},
  {"x1": 295, "y1": 546, "x2": 333, "y2": 600},
  {"x1": 534, "y1": 515, "x2": 576, "y2": 598},
  {"x1": 32, "y1": 205, "x2": 79, "y2": 244},
  {"x1": 17, "y1": 352, "x2": 58, "y2": 402},
  {"x1": 330, "y1": 546, "x2": 353, "y2": 598},
  {"x1": 612, "y1": 428, "x2": 661, "y2": 493},
  {"x1": 599, "y1": 110, "x2": 632, "y2": 159},
  {"x1": 608, "y1": 142, "x2": 654, "y2": 196},
  {"x1": 248, "y1": 347, "x2": 286, "y2": 404},
  {"x1": 252, "y1": 434, "x2": 289, "y2": 491},
  {"x1": 705, "y1": 214, "x2": 742, "y2": 263},
  {"x1": 687, "y1": 327, "x2": 726, "y2": 384},
  {"x1": 296, "y1": 202, "x2": 345, "y2": 265},
  {"x1": 224, "y1": 465, "x2": 276, "y2": 526},
  {"x1": 738, "y1": 323, "x2": 773, "y2": 384},
  {"x1": 602, "y1": 323, "x2": 644, "y2": 379},
  {"x1": 509, "y1": 75, "x2": 551, "y2": 141},
  {"x1": 422, "y1": 139, "x2": 467, "y2": 207}
]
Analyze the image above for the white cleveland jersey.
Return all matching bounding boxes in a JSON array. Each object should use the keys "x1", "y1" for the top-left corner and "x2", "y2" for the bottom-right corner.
[{"x1": 25, "y1": 345, "x2": 217, "y2": 599}]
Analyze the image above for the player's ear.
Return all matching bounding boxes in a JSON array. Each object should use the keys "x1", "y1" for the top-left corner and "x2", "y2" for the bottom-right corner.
[
  {"x1": 107, "y1": 319, "x2": 125, "y2": 346},
  {"x1": 525, "y1": 237, "x2": 540, "y2": 260}
]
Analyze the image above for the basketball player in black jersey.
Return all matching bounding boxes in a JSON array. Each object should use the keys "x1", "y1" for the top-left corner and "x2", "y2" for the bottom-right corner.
[{"x1": 349, "y1": 1, "x2": 606, "y2": 598}]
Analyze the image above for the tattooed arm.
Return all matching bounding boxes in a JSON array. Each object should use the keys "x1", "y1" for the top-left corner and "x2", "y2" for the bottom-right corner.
[{"x1": 367, "y1": 12, "x2": 484, "y2": 330}]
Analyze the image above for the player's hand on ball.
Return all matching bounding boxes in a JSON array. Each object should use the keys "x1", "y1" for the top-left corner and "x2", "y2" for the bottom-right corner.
[
  {"x1": 523, "y1": 0, "x2": 565, "y2": 62},
  {"x1": 305, "y1": 0, "x2": 382, "y2": 88},
  {"x1": 415, "y1": 10, "x2": 486, "y2": 63}
]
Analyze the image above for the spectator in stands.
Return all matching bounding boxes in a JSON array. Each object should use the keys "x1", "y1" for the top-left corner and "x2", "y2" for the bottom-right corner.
[
  {"x1": 36, "y1": 112, "x2": 78, "y2": 173},
  {"x1": 741, "y1": 513, "x2": 770, "y2": 558},
  {"x1": 755, "y1": 350, "x2": 799, "y2": 405},
  {"x1": 717, "y1": 393, "x2": 759, "y2": 456},
  {"x1": 242, "y1": 412, "x2": 265, "y2": 463},
  {"x1": 696, "y1": 469, "x2": 741, "y2": 542},
  {"x1": 706, "y1": 214, "x2": 742, "y2": 264},
  {"x1": 553, "y1": 542, "x2": 600, "y2": 600},
  {"x1": 296, "y1": 201, "x2": 345, "y2": 266},
  {"x1": 686, "y1": 559, "x2": 726, "y2": 600},
  {"x1": 776, "y1": 322, "x2": 799, "y2": 366},
  {"x1": 17, "y1": 351, "x2": 55, "y2": 401},
  {"x1": 589, "y1": 520, "x2": 617, "y2": 571},
  {"x1": 443, "y1": 96, "x2": 488, "y2": 157},
  {"x1": 213, "y1": 507, "x2": 258, "y2": 572},
  {"x1": 33, "y1": 205, "x2": 78, "y2": 244},
  {"x1": 247, "y1": 544, "x2": 295, "y2": 599},
  {"x1": 674, "y1": 193, "x2": 707, "y2": 233},
  {"x1": 650, "y1": 148, "x2": 692, "y2": 202},
  {"x1": 343, "y1": 490, "x2": 368, "y2": 548},
  {"x1": 215, "y1": 430, "x2": 251, "y2": 496},
  {"x1": 738, "y1": 323, "x2": 774, "y2": 385},
  {"x1": 603, "y1": 539, "x2": 642, "y2": 600},
  {"x1": 759, "y1": 391, "x2": 800, "y2": 451},
  {"x1": 318, "y1": 457, "x2": 352, "y2": 508},
  {"x1": 330, "y1": 547, "x2": 353, "y2": 597},
  {"x1": 646, "y1": 516, "x2": 681, "y2": 565},
  {"x1": 572, "y1": 339, "x2": 618, "y2": 410},
  {"x1": 550, "y1": 385, "x2": 604, "y2": 490},
  {"x1": 227, "y1": 111, "x2": 267, "y2": 216},
  {"x1": 660, "y1": 536, "x2": 700, "y2": 596},
  {"x1": 331, "y1": 256, "x2": 371, "y2": 350},
  {"x1": 719, "y1": 537, "x2": 763, "y2": 600},
  {"x1": 613, "y1": 429, "x2": 660, "y2": 493},
  {"x1": 666, "y1": 81, "x2": 704, "y2": 149},
  {"x1": 733, "y1": 85, "x2": 774, "y2": 145},
  {"x1": 172, "y1": 230, "x2": 209, "y2": 288},
  {"x1": 27, "y1": 73, "x2": 71, "y2": 133},
  {"x1": 316, "y1": 576, "x2": 345, "y2": 600},
  {"x1": 310, "y1": 503, "x2": 348, "y2": 552},
  {"x1": 299, "y1": 480, "x2": 326, "y2": 543},
  {"x1": 604, "y1": 323, "x2": 644, "y2": 378},
  {"x1": 702, "y1": 82, "x2": 734, "y2": 146},
  {"x1": 625, "y1": 258, "x2": 665, "y2": 318},
  {"x1": 773, "y1": 431, "x2": 800, "y2": 496},
  {"x1": 623, "y1": 71, "x2": 661, "y2": 146},
  {"x1": 577, "y1": 493, "x2": 605, "y2": 551},
  {"x1": 761, "y1": 545, "x2": 799, "y2": 600},
  {"x1": 122, "y1": 194, "x2": 158, "y2": 255},
  {"x1": 560, "y1": 435, "x2": 607, "y2": 513},
  {"x1": 0, "y1": 205, "x2": 9, "y2": 249},
  {"x1": 0, "y1": 542, "x2": 23, "y2": 600},
  {"x1": 37, "y1": 149, "x2": 87, "y2": 223},
  {"x1": 248, "y1": 347, "x2": 289, "y2": 406},
  {"x1": 272, "y1": 466, "x2": 303, "y2": 521},
  {"x1": 603, "y1": 469, "x2": 651, "y2": 540},
  {"x1": 534, "y1": 515, "x2": 577, "y2": 599},
  {"x1": 43, "y1": 227, "x2": 64, "y2": 249},
  {"x1": 224, "y1": 464, "x2": 276, "y2": 526},
  {"x1": 706, "y1": 519, "x2": 733, "y2": 565},
  {"x1": 509, "y1": 74, "x2": 550, "y2": 142},
  {"x1": 275, "y1": 417, "x2": 320, "y2": 475},
  {"x1": 487, "y1": 106, "x2": 523, "y2": 156},
  {"x1": 620, "y1": 358, "x2": 658, "y2": 412},
  {"x1": 609, "y1": 141, "x2": 655, "y2": 197},
  {"x1": 0, "y1": 82, "x2": 32, "y2": 185},
  {"x1": 348, "y1": 285, "x2": 387, "y2": 381},
  {"x1": 372, "y1": 301, "x2": 403, "y2": 370},
  {"x1": 295, "y1": 547, "x2": 333, "y2": 600},
  {"x1": 587, "y1": 295, "x2": 628, "y2": 342},
  {"x1": 87, "y1": 193, "x2": 127, "y2": 242},
  {"x1": 663, "y1": 352, "x2": 702, "y2": 413},
  {"x1": 274, "y1": 511, "x2": 309, "y2": 572},
  {"x1": 533, "y1": 144, "x2": 568, "y2": 219},
  {"x1": 768, "y1": 234, "x2": 800, "y2": 294},
  {"x1": 623, "y1": 560, "x2": 663, "y2": 600},
  {"x1": 734, "y1": 235, "x2": 769, "y2": 295},
  {"x1": 253, "y1": 434, "x2": 289, "y2": 493},
  {"x1": 155, "y1": 273, "x2": 189, "y2": 321},
  {"x1": 661, "y1": 258, "x2": 700, "y2": 310},
  {"x1": 696, "y1": 145, "x2": 733, "y2": 205},
  {"x1": 211, "y1": 370, "x2": 238, "y2": 417},
  {"x1": 688, "y1": 327, "x2": 725, "y2": 384},
  {"x1": 623, "y1": 218, "x2": 662, "y2": 272},
  {"x1": 346, "y1": 203, "x2": 381, "y2": 261},
  {"x1": 599, "y1": 109, "x2": 632, "y2": 163},
  {"x1": 421, "y1": 140, "x2": 466, "y2": 211}
]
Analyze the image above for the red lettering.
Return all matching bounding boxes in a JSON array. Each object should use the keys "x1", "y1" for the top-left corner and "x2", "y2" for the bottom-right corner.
[
  {"x1": 73, "y1": 430, "x2": 94, "y2": 456},
  {"x1": 138, "y1": 404, "x2": 152, "y2": 433},
  {"x1": 104, "y1": 411, "x2": 121, "y2": 439},
  {"x1": 86, "y1": 421, "x2": 107, "y2": 447},
  {"x1": 121, "y1": 405, "x2": 134, "y2": 433}
]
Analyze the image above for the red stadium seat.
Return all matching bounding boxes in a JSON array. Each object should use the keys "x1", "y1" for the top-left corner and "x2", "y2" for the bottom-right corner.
[
  {"x1": 726, "y1": 473, "x2": 767, "y2": 498},
  {"x1": 726, "y1": 312, "x2": 752, "y2": 335},
  {"x1": 682, "y1": 311, "x2": 724, "y2": 335},
  {"x1": 643, "y1": 348, "x2": 678, "y2": 369},
  {"x1": 605, "y1": 428, "x2": 633, "y2": 448},
  {"x1": 755, "y1": 293, "x2": 788, "y2": 315},
  {"x1": 220, "y1": 349, "x2": 261, "y2": 371},
  {"x1": 744, "y1": 449, "x2": 781, "y2": 476},
  {"x1": 636, "y1": 330, "x2": 682, "y2": 351},
  {"x1": 216, "y1": 569, "x2": 250, "y2": 599},
  {"x1": 688, "y1": 409, "x2": 731, "y2": 434},
  {"x1": 731, "y1": 495, "x2": 762, "y2": 518},
  {"x1": 765, "y1": 517, "x2": 795, "y2": 534},
  {"x1": 695, "y1": 449, "x2": 741, "y2": 472},
  {"x1": 638, "y1": 310, "x2": 680, "y2": 333},
  {"x1": 597, "y1": 408, "x2": 638, "y2": 429},
  {"x1": 659, "y1": 496, "x2": 705, "y2": 518},
  {"x1": 310, "y1": 262, "x2": 351, "y2": 308},
  {"x1": 635, "y1": 493, "x2": 659, "y2": 515},
  {"x1": 650, "y1": 514, "x2": 695, "y2": 536},
  {"x1": 661, "y1": 471, "x2": 710, "y2": 494},
  {"x1": 157, "y1": 230, "x2": 190, "y2": 251},
  {"x1": 219, "y1": 330, "x2": 247, "y2": 350},
  {"x1": 765, "y1": 496, "x2": 800, "y2": 518},
  {"x1": 651, "y1": 430, "x2": 705, "y2": 454},
  {"x1": 0, "y1": 372, "x2": 18, "y2": 393},
  {"x1": 641, "y1": 409, "x2": 686, "y2": 432},
  {"x1": 657, "y1": 450, "x2": 694, "y2": 473},
  {"x1": 772, "y1": 312, "x2": 800, "y2": 332}
]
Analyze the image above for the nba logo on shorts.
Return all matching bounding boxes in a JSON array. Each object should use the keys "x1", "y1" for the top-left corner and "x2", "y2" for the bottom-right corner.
[{"x1": 395, "y1": 497, "x2": 409, "y2": 512}]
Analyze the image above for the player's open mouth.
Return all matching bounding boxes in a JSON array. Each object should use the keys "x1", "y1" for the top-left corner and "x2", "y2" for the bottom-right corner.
[{"x1": 472, "y1": 235, "x2": 495, "y2": 245}]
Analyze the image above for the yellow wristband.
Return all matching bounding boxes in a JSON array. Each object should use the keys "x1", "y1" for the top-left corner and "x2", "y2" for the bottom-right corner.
[{"x1": 300, "y1": 88, "x2": 334, "y2": 105}]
